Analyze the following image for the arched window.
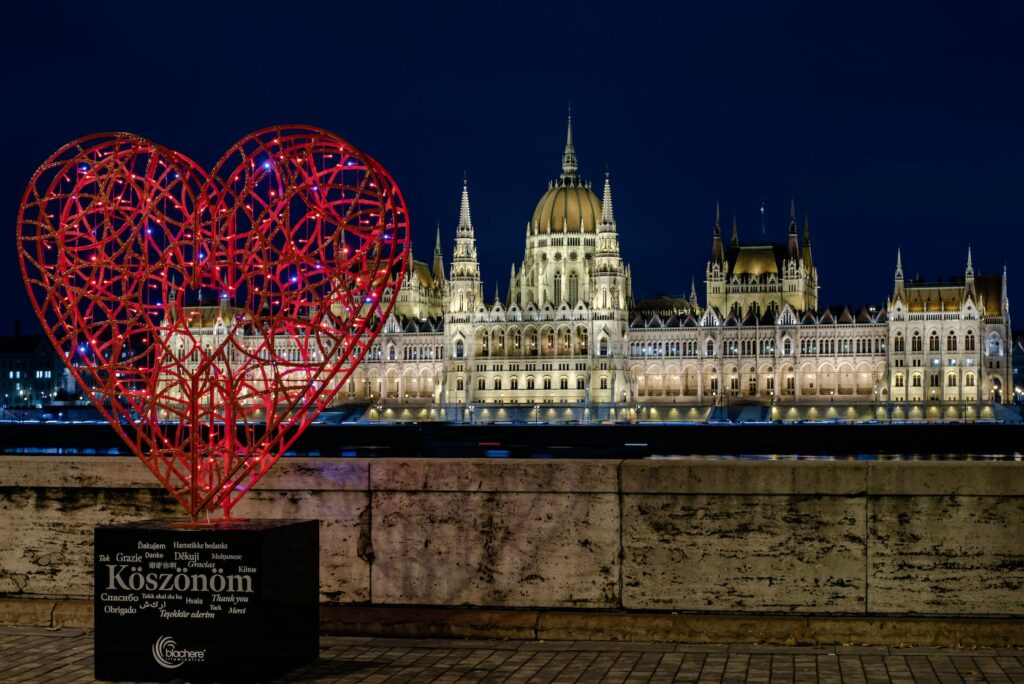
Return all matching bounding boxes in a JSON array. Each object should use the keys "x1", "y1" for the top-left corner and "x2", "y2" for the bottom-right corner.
[
  {"x1": 543, "y1": 377, "x2": 552, "y2": 390},
  {"x1": 388, "y1": 344, "x2": 396, "y2": 361},
  {"x1": 912, "y1": 373, "x2": 922, "y2": 388},
  {"x1": 706, "y1": 339, "x2": 715, "y2": 356},
  {"x1": 494, "y1": 378, "x2": 502, "y2": 390},
  {"x1": 576, "y1": 377, "x2": 585, "y2": 390},
  {"x1": 894, "y1": 373, "x2": 905, "y2": 388},
  {"x1": 894, "y1": 333, "x2": 905, "y2": 352},
  {"x1": 947, "y1": 373, "x2": 957, "y2": 387},
  {"x1": 527, "y1": 377, "x2": 535, "y2": 390},
  {"x1": 965, "y1": 373, "x2": 975, "y2": 387},
  {"x1": 965, "y1": 331, "x2": 975, "y2": 351},
  {"x1": 929, "y1": 331, "x2": 939, "y2": 352},
  {"x1": 454, "y1": 340, "x2": 464, "y2": 358},
  {"x1": 947, "y1": 332, "x2": 957, "y2": 352},
  {"x1": 912, "y1": 332, "x2": 922, "y2": 352},
  {"x1": 553, "y1": 272, "x2": 562, "y2": 304},
  {"x1": 568, "y1": 272, "x2": 579, "y2": 306},
  {"x1": 988, "y1": 333, "x2": 1002, "y2": 356},
  {"x1": 510, "y1": 377, "x2": 519, "y2": 390},
  {"x1": 477, "y1": 378, "x2": 485, "y2": 390},
  {"x1": 560, "y1": 377, "x2": 569, "y2": 390},
  {"x1": 783, "y1": 338, "x2": 792, "y2": 355},
  {"x1": 456, "y1": 378, "x2": 464, "y2": 391},
  {"x1": 599, "y1": 337, "x2": 608, "y2": 356},
  {"x1": 600, "y1": 376, "x2": 608, "y2": 389}
]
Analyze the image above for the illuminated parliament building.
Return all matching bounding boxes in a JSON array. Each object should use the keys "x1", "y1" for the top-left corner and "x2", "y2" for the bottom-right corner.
[{"x1": 182, "y1": 117, "x2": 1011, "y2": 423}]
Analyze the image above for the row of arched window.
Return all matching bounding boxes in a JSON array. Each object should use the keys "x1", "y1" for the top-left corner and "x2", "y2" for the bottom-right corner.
[
  {"x1": 893, "y1": 330, "x2": 979, "y2": 353},
  {"x1": 799, "y1": 338, "x2": 885, "y2": 355},
  {"x1": 459, "y1": 375, "x2": 610, "y2": 392},
  {"x1": 893, "y1": 371, "x2": 977, "y2": 388},
  {"x1": 628, "y1": 336, "x2": 886, "y2": 359},
  {"x1": 402, "y1": 345, "x2": 443, "y2": 361},
  {"x1": 454, "y1": 336, "x2": 608, "y2": 358}
]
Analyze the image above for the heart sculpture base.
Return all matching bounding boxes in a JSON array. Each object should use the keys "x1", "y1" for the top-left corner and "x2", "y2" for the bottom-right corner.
[{"x1": 94, "y1": 519, "x2": 318, "y2": 682}]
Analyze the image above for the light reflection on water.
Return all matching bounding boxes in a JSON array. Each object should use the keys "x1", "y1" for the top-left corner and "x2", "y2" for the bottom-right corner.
[{"x1": 648, "y1": 453, "x2": 1024, "y2": 461}]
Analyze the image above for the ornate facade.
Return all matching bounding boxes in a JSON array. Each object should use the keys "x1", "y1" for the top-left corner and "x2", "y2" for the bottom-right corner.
[
  {"x1": 350, "y1": 116, "x2": 1013, "y2": 421},
  {"x1": 173, "y1": 116, "x2": 1015, "y2": 421}
]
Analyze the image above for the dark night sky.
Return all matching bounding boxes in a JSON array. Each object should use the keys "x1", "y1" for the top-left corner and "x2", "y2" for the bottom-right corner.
[{"x1": 2, "y1": 1, "x2": 1022, "y2": 332}]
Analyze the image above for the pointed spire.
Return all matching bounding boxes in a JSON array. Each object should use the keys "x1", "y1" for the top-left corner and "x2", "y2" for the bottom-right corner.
[
  {"x1": 561, "y1": 109, "x2": 578, "y2": 177},
  {"x1": 801, "y1": 214, "x2": 814, "y2": 269},
  {"x1": 494, "y1": 282, "x2": 501, "y2": 306},
  {"x1": 966, "y1": 245, "x2": 974, "y2": 278},
  {"x1": 711, "y1": 205, "x2": 725, "y2": 264},
  {"x1": 689, "y1": 277, "x2": 698, "y2": 309},
  {"x1": 730, "y1": 215, "x2": 739, "y2": 246},
  {"x1": 892, "y1": 249, "x2": 905, "y2": 303},
  {"x1": 1002, "y1": 263, "x2": 1009, "y2": 308},
  {"x1": 458, "y1": 177, "x2": 473, "y2": 231},
  {"x1": 600, "y1": 171, "x2": 615, "y2": 223},
  {"x1": 714, "y1": 198, "x2": 721, "y2": 233},
  {"x1": 432, "y1": 221, "x2": 444, "y2": 281},
  {"x1": 787, "y1": 198, "x2": 799, "y2": 259}
]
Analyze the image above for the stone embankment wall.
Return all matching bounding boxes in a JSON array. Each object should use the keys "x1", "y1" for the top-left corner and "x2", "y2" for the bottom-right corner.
[{"x1": 2, "y1": 457, "x2": 1023, "y2": 622}]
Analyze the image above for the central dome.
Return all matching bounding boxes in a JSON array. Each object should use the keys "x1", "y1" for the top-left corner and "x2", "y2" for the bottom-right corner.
[
  {"x1": 530, "y1": 178, "x2": 601, "y2": 234},
  {"x1": 530, "y1": 114, "x2": 601, "y2": 234}
]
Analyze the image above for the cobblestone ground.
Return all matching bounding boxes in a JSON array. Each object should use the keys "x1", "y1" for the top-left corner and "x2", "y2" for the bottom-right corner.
[{"x1": 1, "y1": 627, "x2": 1023, "y2": 683}]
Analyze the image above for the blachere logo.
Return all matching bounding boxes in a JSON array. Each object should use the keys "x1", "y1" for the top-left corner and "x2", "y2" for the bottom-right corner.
[{"x1": 152, "y1": 635, "x2": 206, "y2": 669}]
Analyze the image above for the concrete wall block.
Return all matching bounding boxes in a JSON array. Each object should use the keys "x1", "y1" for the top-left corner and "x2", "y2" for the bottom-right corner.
[
  {"x1": 868, "y1": 495, "x2": 1024, "y2": 615},
  {"x1": 623, "y1": 494, "x2": 866, "y2": 612},
  {"x1": 622, "y1": 461, "x2": 867, "y2": 495},
  {"x1": 0, "y1": 456, "x2": 155, "y2": 489},
  {"x1": 232, "y1": 490, "x2": 370, "y2": 603},
  {"x1": 252, "y1": 459, "x2": 369, "y2": 492},
  {"x1": 868, "y1": 462, "x2": 1024, "y2": 496},
  {"x1": 371, "y1": 491, "x2": 620, "y2": 608},
  {"x1": 0, "y1": 487, "x2": 177, "y2": 597},
  {"x1": 370, "y1": 458, "x2": 620, "y2": 493}
]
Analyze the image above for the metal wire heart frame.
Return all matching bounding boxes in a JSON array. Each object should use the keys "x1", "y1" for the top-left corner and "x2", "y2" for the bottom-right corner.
[{"x1": 17, "y1": 126, "x2": 409, "y2": 520}]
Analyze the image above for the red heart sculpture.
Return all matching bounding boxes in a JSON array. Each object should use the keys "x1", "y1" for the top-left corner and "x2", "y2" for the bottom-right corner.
[{"x1": 17, "y1": 126, "x2": 409, "y2": 520}]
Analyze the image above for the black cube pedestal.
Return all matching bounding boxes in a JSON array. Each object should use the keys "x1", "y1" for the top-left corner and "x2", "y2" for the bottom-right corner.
[{"x1": 95, "y1": 519, "x2": 318, "y2": 683}]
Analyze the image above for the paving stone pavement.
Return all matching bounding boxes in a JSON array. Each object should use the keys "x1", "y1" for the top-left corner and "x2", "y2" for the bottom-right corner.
[{"x1": 1, "y1": 627, "x2": 1023, "y2": 683}]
